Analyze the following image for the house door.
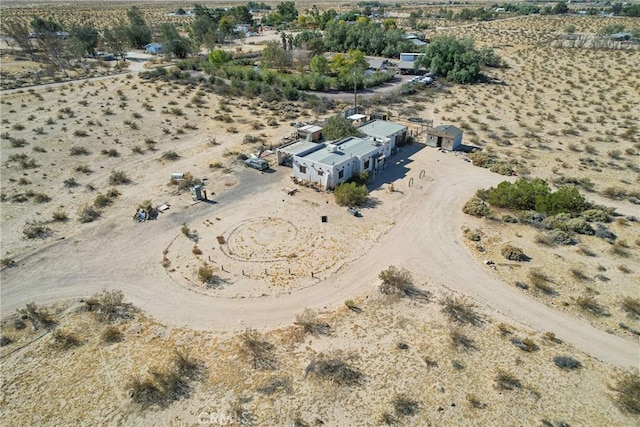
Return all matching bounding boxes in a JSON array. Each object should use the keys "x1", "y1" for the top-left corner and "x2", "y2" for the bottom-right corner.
[{"x1": 437, "y1": 136, "x2": 443, "y2": 147}]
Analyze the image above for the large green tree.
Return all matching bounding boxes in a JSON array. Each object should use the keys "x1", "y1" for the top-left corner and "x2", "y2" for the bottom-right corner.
[
  {"x1": 160, "y1": 23, "x2": 192, "y2": 58},
  {"x1": 103, "y1": 25, "x2": 130, "y2": 60},
  {"x1": 126, "y1": 6, "x2": 152, "y2": 48},
  {"x1": 323, "y1": 115, "x2": 361, "y2": 141},
  {"x1": 415, "y1": 36, "x2": 496, "y2": 84},
  {"x1": 261, "y1": 40, "x2": 289, "y2": 70},
  {"x1": 70, "y1": 24, "x2": 99, "y2": 57}
]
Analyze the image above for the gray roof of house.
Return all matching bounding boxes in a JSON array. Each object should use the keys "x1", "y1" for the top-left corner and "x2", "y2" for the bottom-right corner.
[
  {"x1": 366, "y1": 58, "x2": 386, "y2": 70},
  {"x1": 431, "y1": 125, "x2": 463, "y2": 137},
  {"x1": 410, "y1": 39, "x2": 427, "y2": 46},
  {"x1": 299, "y1": 137, "x2": 380, "y2": 166},
  {"x1": 358, "y1": 120, "x2": 407, "y2": 139},
  {"x1": 279, "y1": 140, "x2": 322, "y2": 156},
  {"x1": 298, "y1": 125, "x2": 322, "y2": 133}
]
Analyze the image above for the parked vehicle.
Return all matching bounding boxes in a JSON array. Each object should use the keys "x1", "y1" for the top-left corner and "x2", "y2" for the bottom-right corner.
[{"x1": 244, "y1": 157, "x2": 269, "y2": 171}]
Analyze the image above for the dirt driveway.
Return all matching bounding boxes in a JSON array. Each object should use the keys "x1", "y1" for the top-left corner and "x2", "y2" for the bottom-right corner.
[{"x1": 1, "y1": 146, "x2": 637, "y2": 370}]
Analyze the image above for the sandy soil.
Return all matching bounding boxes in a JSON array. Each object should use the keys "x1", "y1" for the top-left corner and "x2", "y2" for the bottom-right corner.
[{"x1": 1, "y1": 6, "x2": 639, "y2": 426}]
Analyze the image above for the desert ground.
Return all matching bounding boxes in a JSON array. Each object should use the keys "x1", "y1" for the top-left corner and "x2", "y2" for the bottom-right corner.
[{"x1": 1, "y1": 3, "x2": 639, "y2": 426}]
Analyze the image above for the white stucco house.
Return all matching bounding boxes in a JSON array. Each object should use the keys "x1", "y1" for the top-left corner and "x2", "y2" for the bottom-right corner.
[
  {"x1": 358, "y1": 119, "x2": 408, "y2": 148},
  {"x1": 292, "y1": 137, "x2": 390, "y2": 189}
]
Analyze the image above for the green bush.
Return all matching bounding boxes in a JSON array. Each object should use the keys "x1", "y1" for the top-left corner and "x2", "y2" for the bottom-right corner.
[
  {"x1": 334, "y1": 182, "x2": 368, "y2": 206},
  {"x1": 486, "y1": 179, "x2": 584, "y2": 215},
  {"x1": 565, "y1": 218, "x2": 594, "y2": 235},
  {"x1": 462, "y1": 197, "x2": 490, "y2": 217},
  {"x1": 500, "y1": 244, "x2": 527, "y2": 261},
  {"x1": 582, "y1": 209, "x2": 611, "y2": 223}
]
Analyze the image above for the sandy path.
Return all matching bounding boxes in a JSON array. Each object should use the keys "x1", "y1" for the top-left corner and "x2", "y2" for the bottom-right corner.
[{"x1": 1, "y1": 147, "x2": 637, "y2": 370}]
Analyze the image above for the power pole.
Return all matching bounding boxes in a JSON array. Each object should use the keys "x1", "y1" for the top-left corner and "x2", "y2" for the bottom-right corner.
[{"x1": 353, "y1": 69, "x2": 357, "y2": 114}]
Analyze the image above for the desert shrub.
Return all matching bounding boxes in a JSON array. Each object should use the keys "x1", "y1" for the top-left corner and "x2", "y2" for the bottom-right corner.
[
  {"x1": 576, "y1": 296, "x2": 609, "y2": 317},
  {"x1": 620, "y1": 297, "x2": 640, "y2": 318},
  {"x1": 564, "y1": 218, "x2": 594, "y2": 235},
  {"x1": 344, "y1": 299, "x2": 361, "y2": 313},
  {"x1": 441, "y1": 296, "x2": 483, "y2": 326},
  {"x1": 378, "y1": 265, "x2": 431, "y2": 300},
  {"x1": 510, "y1": 337, "x2": 538, "y2": 352},
  {"x1": 602, "y1": 187, "x2": 627, "y2": 200},
  {"x1": 18, "y1": 302, "x2": 55, "y2": 330},
  {"x1": 75, "y1": 164, "x2": 93, "y2": 174},
  {"x1": 94, "y1": 193, "x2": 113, "y2": 208},
  {"x1": 0, "y1": 336, "x2": 13, "y2": 347},
  {"x1": 552, "y1": 355, "x2": 581, "y2": 370},
  {"x1": 197, "y1": 263, "x2": 215, "y2": 284},
  {"x1": 305, "y1": 355, "x2": 362, "y2": 386},
  {"x1": 570, "y1": 268, "x2": 590, "y2": 281},
  {"x1": 128, "y1": 376, "x2": 166, "y2": 409},
  {"x1": 104, "y1": 148, "x2": 121, "y2": 157},
  {"x1": 101, "y1": 326, "x2": 124, "y2": 343},
  {"x1": 84, "y1": 290, "x2": 133, "y2": 323},
  {"x1": 161, "y1": 151, "x2": 180, "y2": 161},
  {"x1": 69, "y1": 146, "x2": 90, "y2": 156},
  {"x1": 462, "y1": 197, "x2": 490, "y2": 217},
  {"x1": 52, "y1": 210, "x2": 69, "y2": 222},
  {"x1": 393, "y1": 395, "x2": 420, "y2": 417},
  {"x1": 495, "y1": 371, "x2": 522, "y2": 390},
  {"x1": 466, "y1": 394, "x2": 486, "y2": 409},
  {"x1": 502, "y1": 214, "x2": 518, "y2": 223},
  {"x1": 106, "y1": 188, "x2": 121, "y2": 199},
  {"x1": 465, "y1": 229, "x2": 481, "y2": 241},
  {"x1": 582, "y1": 209, "x2": 611, "y2": 223},
  {"x1": 108, "y1": 170, "x2": 131, "y2": 185},
  {"x1": 518, "y1": 210, "x2": 545, "y2": 226},
  {"x1": 295, "y1": 308, "x2": 331, "y2": 336},
  {"x1": 612, "y1": 373, "x2": 640, "y2": 414},
  {"x1": 257, "y1": 376, "x2": 292, "y2": 395},
  {"x1": 78, "y1": 205, "x2": 100, "y2": 223},
  {"x1": 500, "y1": 244, "x2": 527, "y2": 261},
  {"x1": 128, "y1": 350, "x2": 202, "y2": 409},
  {"x1": 451, "y1": 329, "x2": 477, "y2": 351},
  {"x1": 63, "y1": 177, "x2": 79, "y2": 188},
  {"x1": 536, "y1": 229, "x2": 575, "y2": 246},
  {"x1": 610, "y1": 244, "x2": 630, "y2": 258},
  {"x1": 52, "y1": 329, "x2": 82, "y2": 350},
  {"x1": 23, "y1": 221, "x2": 52, "y2": 239},
  {"x1": 192, "y1": 246, "x2": 202, "y2": 255},
  {"x1": 528, "y1": 269, "x2": 555, "y2": 295},
  {"x1": 239, "y1": 329, "x2": 277, "y2": 370},
  {"x1": 334, "y1": 182, "x2": 368, "y2": 207},
  {"x1": 542, "y1": 213, "x2": 571, "y2": 230}
]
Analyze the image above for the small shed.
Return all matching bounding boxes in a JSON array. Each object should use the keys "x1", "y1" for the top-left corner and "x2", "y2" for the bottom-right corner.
[
  {"x1": 145, "y1": 43, "x2": 163, "y2": 54},
  {"x1": 297, "y1": 124, "x2": 323, "y2": 142},
  {"x1": 426, "y1": 125, "x2": 463, "y2": 151}
]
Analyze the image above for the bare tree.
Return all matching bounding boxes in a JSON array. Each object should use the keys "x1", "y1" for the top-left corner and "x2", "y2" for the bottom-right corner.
[
  {"x1": 4, "y1": 20, "x2": 36, "y2": 59},
  {"x1": 36, "y1": 32, "x2": 72, "y2": 76}
]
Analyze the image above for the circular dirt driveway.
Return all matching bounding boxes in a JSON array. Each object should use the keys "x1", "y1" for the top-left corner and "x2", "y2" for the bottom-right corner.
[{"x1": 163, "y1": 190, "x2": 396, "y2": 298}]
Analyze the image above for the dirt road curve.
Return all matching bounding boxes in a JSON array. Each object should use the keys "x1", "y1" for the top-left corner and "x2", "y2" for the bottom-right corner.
[{"x1": 1, "y1": 148, "x2": 637, "y2": 370}]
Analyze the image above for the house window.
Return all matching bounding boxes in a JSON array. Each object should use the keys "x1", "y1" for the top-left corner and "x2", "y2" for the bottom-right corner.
[
  {"x1": 364, "y1": 160, "x2": 370, "y2": 169},
  {"x1": 338, "y1": 170, "x2": 344, "y2": 179},
  {"x1": 299, "y1": 165, "x2": 307, "y2": 173},
  {"x1": 318, "y1": 170, "x2": 324, "y2": 176}
]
